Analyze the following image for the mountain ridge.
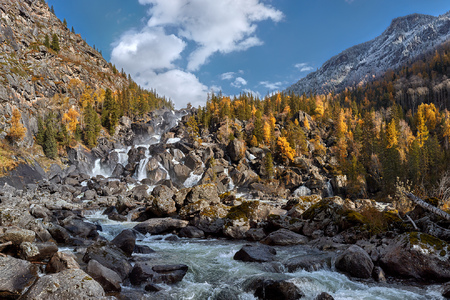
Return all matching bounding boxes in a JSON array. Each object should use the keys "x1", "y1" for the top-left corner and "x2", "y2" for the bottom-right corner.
[{"x1": 286, "y1": 11, "x2": 450, "y2": 96}]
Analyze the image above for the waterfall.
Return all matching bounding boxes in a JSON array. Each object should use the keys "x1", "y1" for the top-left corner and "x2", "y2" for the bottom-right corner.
[
  {"x1": 326, "y1": 180, "x2": 334, "y2": 197},
  {"x1": 293, "y1": 185, "x2": 312, "y2": 197},
  {"x1": 135, "y1": 148, "x2": 151, "y2": 182},
  {"x1": 91, "y1": 159, "x2": 110, "y2": 177}
]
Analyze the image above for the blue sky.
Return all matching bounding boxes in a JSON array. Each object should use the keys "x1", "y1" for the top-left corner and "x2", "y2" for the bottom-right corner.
[{"x1": 49, "y1": 0, "x2": 450, "y2": 108}]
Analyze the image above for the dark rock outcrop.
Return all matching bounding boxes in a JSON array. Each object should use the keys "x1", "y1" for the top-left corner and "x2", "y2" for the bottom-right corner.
[
  {"x1": 335, "y1": 245, "x2": 374, "y2": 279},
  {"x1": 234, "y1": 244, "x2": 277, "y2": 263}
]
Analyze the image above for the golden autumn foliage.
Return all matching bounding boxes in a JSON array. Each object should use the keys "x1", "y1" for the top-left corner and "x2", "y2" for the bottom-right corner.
[
  {"x1": 277, "y1": 136, "x2": 295, "y2": 162},
  {"x1": 62, "y1": 108, "x2": 80, "y2": 133},
  {"x1": 416, "y1": 109, "x2": 429, "y2": 148},
  {"x1": 304, "y1": 117, "x2": 310, "y2": 130},
  {"x1": 263, "y1": 121, "x2": 272, "y2": 145},
  {"x1": 386, "y1": 120, "x2": 398, "y2": 149},
  {"x1": 7, "y1": 108, "x2": 26, "y2": 143}
]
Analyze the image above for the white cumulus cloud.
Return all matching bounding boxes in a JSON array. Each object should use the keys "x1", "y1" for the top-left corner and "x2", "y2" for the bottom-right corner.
[
  {"x1": 232, "y1": 77, "x2": 248, "y2": 88},
  {"x1": 295, "y1": 63, "x2": 314, "y2": 72},
  {"x1": 111, "y1": 0, "x2": 283, "y2": 108},
  {"x1": 259, "y1": 81, "x2": 283, "y2": 90}
]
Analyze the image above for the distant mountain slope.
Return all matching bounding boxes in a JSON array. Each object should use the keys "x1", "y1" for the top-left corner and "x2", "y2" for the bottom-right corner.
[{"x1": 287, "y1": 12, "x2": 450, "y2": 95}]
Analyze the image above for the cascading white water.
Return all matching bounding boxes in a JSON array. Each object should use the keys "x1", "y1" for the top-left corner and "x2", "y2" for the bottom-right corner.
[
  {"x1": 293, "y1": 185, "x2": 312, "y2": 197},
  {"x1": 84, "y1": 212, "x2": 445, "y2": 300},
  {"x1": 326, "y1": 180, "x2": 334, "y2": 197},
  {"x1": 135, "y1": 148, "x2": 151, "y2": 182},
  {"x1": 91, "y1": 159, "x2": 111, "y2": 177},
  {"x1": 224, "y1": 168, "x2": 235, "y2": 190}
]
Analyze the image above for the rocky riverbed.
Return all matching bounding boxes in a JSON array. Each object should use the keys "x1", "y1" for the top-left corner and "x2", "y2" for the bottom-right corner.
[{"x1": 1, "y1": 109, "x2": 450, "y2": 299}]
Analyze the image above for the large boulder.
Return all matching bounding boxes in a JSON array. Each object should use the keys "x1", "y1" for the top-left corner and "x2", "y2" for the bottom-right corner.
[
  {"x1": 227, "y1": 139, "x2": 246, "y2": 162},
  {"x1": 83, "y1": 241, "x2": 132, "y2": 280},
  {"x1": 0, "y1": 256, "x2": 38, "y2": 299},
  {"x1": 150, "y1": 186, "x2": 177, "y2": 217},
  {"x1": 380, "y1": 232, "x2": 450, "y2": 282},
  {"x1": 46, "y1": 251, "x2": 80, "y2": 273},
  {"x1": 134, "y1": 218, "x2": 188, "y2": 235},
  {"x1": 254, "y1": 279, "x2": 304, "y2": 300},
  {"x1": 335, "y1": 245, "x2": 374, "y2": 279},
  {"x1": 86, "y1": 259, "x2": 122, "y2": 293},
  {"x1": 0, "y1": 227, "x2": 35, "y2": 245},
  {"x1": 185, "y1": 184, "x2": 220, "y2": 204},
  {"x1": 61, "y1": 217, "x2": 98, "y2": 240},
  {"x1": 22, "y1": 269, "x2": 105, "y2": 299},
  {"x1": 129, "y1": 262, "x2": 188, "y2": 285},
  {"x1": 284, "y1": 253, "x2": 334, "y2": 272},
  {"x1": 111, "y1": 229, "x2": 136, "y2": 257},
  {"x1": 234, "y1": 244, "x2": 277, "y2": 263},
  {"x1": 261, "y1": 229, "x2": 308, "y2": 246}
]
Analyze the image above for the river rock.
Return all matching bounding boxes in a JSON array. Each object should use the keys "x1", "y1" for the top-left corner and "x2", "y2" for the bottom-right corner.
[
  {"x1": 23, "y1": 269, "x2": 105, "y2": 299},
  {"x1": 172, "y1": 164, "x2": 191, "y2": 183},
  {"x1": 27, "y1": 242, "x2": 58, "y2": 261},
  {"x1": 442, "y1": 282, "x2": 450, "y2": 298},
  {"x1": 285, "y1": 253, "x2": 334, "y2": 272},
  {"x1": 46, "y1": 251, "x2": 80, "y2": 273},
  {"x1": 316, "y1": 292, "x2": 334, "y2": 300},
  {"x1": 87, "y1": 259, "x2": 122, "y2": 292},
  {"x1": 179, "y1": 226, "x2": 205, "y2": 238},
  {"x1": 227, "y1": 139, "x2": 246, "y2": 162},
  {"x1": 130, "y1": 262, "x2": 188, "y2": 285},
  {"x1": 186, "y1": 184, "x2": 220, "y2": 204},
  {"x1": 134, "y1": 218, "x2": 188, "y2": 235},
  {"x1": 61, "y1": 217, "x2": 98, "y2": 240},
  {"x1": 234, "y1": 244, "x2": 277, "y2": 262},
  {"x1": 134, "y1": 244, "x2": 156, "y2": 254},
  {"x1": 335, "y1": 245, "x2": 373, "y2": 279},
  {"x1": 83, "y1": 240, "x2": 132, "y2": 280},
  {"x1": 245, "y1": 228, "x2": 266, "y2": 241},
  {"x1": 0, "y1": 255, "x2": 38, "y2": 299},
  {"x1": 111, "y1": 229, "x2": 136, "y2": 257},
  {"x1": 254, "y1": 279, "x2": 304, "y2": 300},
  {"x1": 20, "y1": 242, "x2": 39, "y2": 260},
  {"x1": 261, "y1": 229, "x2": 308, "y2": 246},
  {"x1": 46, "y1": 223, "x2": 71, "y2": 244},
  {"x1": 380, "y1": 232, "x2": 450, "y2": 282},
  {"x1": 150, "y1": 187, "x2": 177, "y2": 217},
  {"x1": 0, "y1": 227, "x2": 35, "y2": 245}
]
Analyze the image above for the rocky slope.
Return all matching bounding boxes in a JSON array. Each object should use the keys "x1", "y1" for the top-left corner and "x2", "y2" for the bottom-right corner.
[
  {"x1": 287, "y1": 12, "x2": 450, "y2": 95},
  {"x1": 0, "y1": 0, "x2": 128, "y2": 146}
]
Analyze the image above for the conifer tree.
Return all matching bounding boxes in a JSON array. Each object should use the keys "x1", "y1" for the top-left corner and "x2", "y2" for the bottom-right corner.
[
  {"x1": 416, "y1": 109, "x2": 429, "y2": 148},
  {"x1": 101, "y1": 88, "x2": 119, "y2": 134},
  {"x1": 43, "y1": 34, "x2": 50, "y2": 48},
  {"x1": 83, "y1": 104, "x2": 100, "y2": 148},
  {"x1": 63, "y1": 18, "x2": 67, "y2": 28},
  {"x1": 50, "y1": 5, "x2": 55, "y2": 14},
  {"x1": 43, "y1": 113, "x2": 58, "y2": 159},
  {"x1": 264, "y1": 152, "x2": 274, "y2": 179},
  {"x1": 36, "y1": 116, "x2": 45, "y2": 146},
  {"x1": 71, "y1": 26, "x2": 75, "y2": 34},
  {"x1": 51, "y1": 34, "x2": 60, "y2": 52}
]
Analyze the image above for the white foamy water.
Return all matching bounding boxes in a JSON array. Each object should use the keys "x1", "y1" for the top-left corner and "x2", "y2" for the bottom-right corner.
[{"x1": 84, "y1": 210, "x2": 445, "y2": 300}]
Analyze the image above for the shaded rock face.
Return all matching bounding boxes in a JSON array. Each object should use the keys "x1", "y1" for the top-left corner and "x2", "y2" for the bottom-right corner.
[
  {"x1": 261, "y1": 229, "x2": 308, "y2": 246},
  {"x1": 46, "y1": 251, "x2": 80, "y2": 274},
  {"x1": 133, "y1": 218, "x2": 188, "y2": 235},
  {"x1": 254, "y1": 279, "x2": 304, "y2": 300},
  {"x1": 0, "y1": 256, "x2": 38, "y2": 299},
  {"x1": 111, "y1": 229, "x2": 136, "y2": 257},
  {"x1": 23, "y1": 269, "x2": 105, "y2": 300},
  {"x1": 227, "y1": 139, "x2": 246, "y2": 162},
  {"x1": 335, "y1": 245, "x2": 374, "y2": 279},
  {"x1": 86, "y1": 259, "x2": 122, "y2": 293},
  {"x1": 380, "y1": 232, "x2": 450, "y2": 282},
  {"x1": 234, "y1": 244, "x2": 277, "y2": 262},
  {"x1": 129, "y1": 262, "x2": 188, "y2": 285},
  {"x1": 82, "y1": 241, "x2": 132, "y2": 280}
]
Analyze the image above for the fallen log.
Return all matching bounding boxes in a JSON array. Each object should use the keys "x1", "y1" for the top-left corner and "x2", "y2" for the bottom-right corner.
[{"x1": 404, "y1": 192, "x2": 450, "y2": 221}]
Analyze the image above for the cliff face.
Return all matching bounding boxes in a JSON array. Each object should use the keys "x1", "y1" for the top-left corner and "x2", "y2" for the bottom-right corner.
[
  {"x1": 0, "y1": 0, "x2": 128, "y2": 146},
  {"x1": 287, "y1": 12, "x2": 450, "y2": 96}
]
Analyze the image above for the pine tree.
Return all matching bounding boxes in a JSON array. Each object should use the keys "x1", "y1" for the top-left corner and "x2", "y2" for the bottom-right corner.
[
  {"x1": 385, "y1": 120, "x2": 398, "y2": 149},
  {"x1": 44, "y1": 34, "x2": 50, "y2": 48},
  {"x1": 50, "y1": 5, "x2": 55, "y2": 14},
  {"x1": 101, "y1": 88, "x2": 119, "y2": 134},
  {"x1": 51, "y1": 34, "x2": 60, "y2": 52},
  {"x1": 43, "y1": 113, "x2": 58, "y2": 159},
  {"x1": 83, "y1": 104, "x2": 100, "y2": 148},
  {"x1": 63, "y1": 18, "x2": 67, "y2": 28},
  {"x1": 36, "y1": 116, "x2": 45, "y2": 146},
  {"x1": 264, "y1": 152, "x2": 274, "y2": 179},
  {"x1": 71, "y1": 26, "x2": 75, "y2": 34}
]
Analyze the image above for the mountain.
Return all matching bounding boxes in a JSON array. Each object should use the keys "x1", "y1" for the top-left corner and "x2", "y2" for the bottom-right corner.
[
  {"x1": 0, "y1": 0, "x2": 128, "y2": 146},
  {"x1": 287, "y1": 11, "x2": 450, "y2": 95}
]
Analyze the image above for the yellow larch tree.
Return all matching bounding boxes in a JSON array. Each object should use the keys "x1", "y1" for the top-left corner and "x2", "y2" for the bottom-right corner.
[
  {"x1": 416, "y1": 109, "x2": 429, "y2": 148},
  {"x1": 385, "y1": 120, "x2": 398, "y2": 149},
  {"x1": 277, "y1": 136, "x2": 296, "y2": 162},
  {"x1": 7, "y1": 108, "x2": 27, "y2": 143},
  {"x1": 62, "y1": 107, "x2": 80, "y2": 133}
]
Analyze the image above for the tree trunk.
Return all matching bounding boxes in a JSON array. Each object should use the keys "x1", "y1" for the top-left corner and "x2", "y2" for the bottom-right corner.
[{"x1": 404, "y1": 192, "x2": 450, "y2": 221}]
